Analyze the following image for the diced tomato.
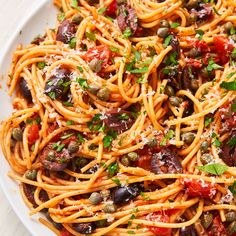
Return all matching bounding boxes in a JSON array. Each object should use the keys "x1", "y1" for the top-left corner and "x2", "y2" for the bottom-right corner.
[
  {"x1": 81, "y1": 45, "x2": 111, "y2": 69},
  {"x1": 61, "y1": 134, "x2": 77, "y2": 146},
  {"x1": 186, "y1": 58, "x2": 202, "y2": 68},
  {"x1": 47, "y1": 122, "x2": 60, "y2": 141},
  {"x1": 28, "y1": 124, "x2": 39, "y2": 145},
  {"x1": 208, "y1": 216, "x2": 226, "y2": 236},
  {"x1": 183, "y1": 179, "x2": 215, "y2": 198},
  {"x1": 60, "y1": 228, "x2": 73, "y2": 236},
  {"x1": 213, "y1": 36, "x2": 234, "y2": 64},
  {"x1": 136, "y1": 154, "x2": 152, "y2": 171},
  {"x1": 147, "y1": 211, "x2": 172, "y2": 236},
  {"x1": 105, "y1": 0, "x2": 117, "y2": 17},
  {"x1": 194, "y1": 40, "x2": 209, "y2": 53}
]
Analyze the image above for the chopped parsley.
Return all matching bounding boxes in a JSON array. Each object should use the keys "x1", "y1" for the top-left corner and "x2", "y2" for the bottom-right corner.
[
  {"x1": 123, "y1": 27, "x2": 132, "y2": 38},
  {"x1": 61, "y1": 133, "x2": 73, "y2": 140},
  {"x1": 37, "y1": 62, "x2": 46, "y2": 69},
  {"x1": 69, "y1": 37, "x2": 77, "y2": 49},
  {"x1": 112, "y1": 178, "x2": 121, "y2": 186},
  {"x1": 196, "y1": 163, "x2": 228, "y2": 175},
  {"x1": 226, "y1": 71, "x2": 236, "y2": 79},
  {"x1": 195, "y1": 29, "x2": 204, "y2": 40},
  {"x1": 163, "y1": 35, "x2": 173, "y2": 48},
  {"x1": 77, "y1": 133, "x2": 85, "y2": 143},
  {"x1": 76, "y1": 77, "x2": 88, "y2": 89},
  {"x1": 66, "y1": 120, "x2": 74, "y2": 125},
  {"x1": 211, "y1": 132, "x2": 222, "y2": 147},
  {"x1": 98, "y1": 7, "x2": 107, "y2": 15},
  {"x1": 118, "y1": 113, "x2": 130, "y2": 120},
  {"x1": 57, "y1": 12, "x2": 66, "y2": 22},
  {"x1": 231, "y1": 100, "x2": 236, "y2": 112},
  {"x1": 206, "y1": 58, "x2": 223, "y2": 71},
  {"x1": 227, "y1": 136, "x2": 236, "y2": 148},
  {"x1": 160, "y1": 129, "x2": 174, "y2": 146},
  {"x1": 63, "y1": 101, "x2": 73, "y2": 107},
  {"x1": 107, "y1": 162, "x2": 119, "y2": 177},
  {"x1": 170, "y1": 22, "x2": 180, "y2": 28},
  {"x1": 52, "y1": 141, "x2": 65, "y2": 152},
  {"x1": 204, "y1": 117, "x2": 214, "y2": 127},
  {"x1": 220, "y1": 80, "x2": 236, "y2": 91},
  {"x1": 129, "y1": 66, "x2": 148, "y2": 74},
  {"x1": 77, "y1": 66, "x2": 83, "y2": 73},
  {"x1": 109, "y1": 46, "x2": 119, "y2": 53},
  {"x1": 140, "y1": 192, "x2": 150, "y2": 200},
  {"x1": 229, "y1": 181, "x2": 236, "y2": 195},
  {"x1": 85, "y1": 31, "x2": 96, "y2": 41},
  {"x1": 103, "y1": 130, "x2": 118, "y2": 149},
  {"x1": 48, "y1": 91, "x2": 56, "y2": 100},
  {"x1": 70, "y1": 0, "x2": 80, "y2": 11}
]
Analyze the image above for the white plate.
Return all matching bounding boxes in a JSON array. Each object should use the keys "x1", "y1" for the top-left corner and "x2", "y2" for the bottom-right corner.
[{"x1": 0, "y1": 1, "x2": 58, "y2": 235}]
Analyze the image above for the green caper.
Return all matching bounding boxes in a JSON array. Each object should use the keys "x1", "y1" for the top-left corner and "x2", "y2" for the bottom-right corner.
[
  {"x1": 68, "y1": 141, "x2": 79, "y2": 153},
  {"x1": 120, "y1": 156, "x2": 131, "y2": 166},
  {"x1": 100, "y1": 189, "x2": 111, "y2": 199},
  {"x1": 127, "y1": 152, "x2": 139, "y2": 162},
  {"x1": 159, "y1": 20, "x2": 170, "y2": 28},
  {"x1": 201, "y1": 213, "x2": 213, "y2": 229},
  {"x1": 169, "y1": 96, "x2": 182, "y2": 107},
  {"x1": 190, "y1": 79, "x2": 200, "y2": 91},
  {"x1": 189, "y1": 12, "x2": 197, "y2": 23},
  {"x1": 88, "y1": 84, "x2": 100, "y2": 94},
  {"x1": 75, "y1": 157, "x2": 89, "y2": 168},
  {"x1": 157, "y1": 27, "x2": 169, "y2": 38},
  {"x1": 25, "y1": 169, "x2": 37, "y2": 180},
  {"x1": 186, "y1": 0, "x2": 199, "y2": 9},
  {"x1": 200, "y1": 153, "x2": 213, "y2": 165},
  {"x1": 182, "y1": 132, "x2": 195, "y2": 145},
  {"x1": 89, "y1": 58, "x2": 102, "y2": 73},
  {"x1": 164, "y1": 85, "x2": 175, "y2": 97},
  {"x1": 12, "y1": 128, "x2": 23, "y2": 141},
  {"x1": 103, "y1": 203, "x2": 117, "y2": 213},
  {"x1": 226, "y1": 212, "x2": 236, "y2": 222},
  {"x1": 200, "y1": 141, "x2": 209, "y2": 153},
  {"x1": 89, "y1": 192, "x2": 102, "y2": 205},
  {"x1": 188, "y1": 48, "x2": 200, "y2": 58},
  {"x1": 47, "y1": 151, "x2": 56, "y2": 161},
  {"x1": 97, "y1": 87, "x2": 111, "y2": 101},
  {"x1": 228, "y1": 221, "x2": 236, "y2": 235},
  {"x1": 72, "y1": 14, "x2": 83, "y2": 24},
  {"x1": 95, "y1": 219, "x2": 107, "y2": 227},
  {"x1": 224, "y1": 22, "x2": 234, "y2": 33},
  {"x1": 147, "y1": 137, "x2": 157, "y2": 147}
]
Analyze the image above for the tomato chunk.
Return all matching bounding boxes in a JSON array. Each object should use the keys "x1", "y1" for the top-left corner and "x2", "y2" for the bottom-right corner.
[
  {"x1": 105, "y1": 0, "x2": 117, "y2": 17},
  {"x1": 208, "y1": 216, "x2": 226, "y2": 236},
  {"x1": 183, "y1": 179, "x2": 216, "y2": 198},
  {"x1": 60, "y1": 229, "x2": 73, "y2": 236},
  {"x1": 28, "y1": 124, "x2": 39, "y2": 145},
  {"x1": 147, "y1": 211, "x2": 172, "y2": 236},
  {"x1": 136, "y1": 154, "x2": 152, "y2": 171},
  {"x1": 81, "y1": 45, "x2": 111, "y2": 69}
]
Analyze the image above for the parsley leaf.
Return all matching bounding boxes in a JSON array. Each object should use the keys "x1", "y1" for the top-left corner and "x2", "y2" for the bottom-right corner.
[
  {"x1": 207, "y1": 58, "x2": 223, "y2": 71},
  {"x1": 220, "y1": 80, "x2": 236, "y2": 91},
  {"x1": 57, "y1": 12, "x2": 66, "y2": 22},
  {"x1": 229, "y1": 181, "x2": 236, "y2": 195},
  {"x1": 70, "y1": 0, "x2": 80, "y2": 10},
  {"x1": 204, "y1": 117, "x2": 214, "y2": 127},
  {"x1": 77, "y1": 66, "x2": 83, "y2": 72},
  {"x1": 76, "y1": 77, "x2": 88, "y2": 89},
  {"x1": 63, "y1": 101, "x2": 73, "y2": 107},
  {"x1": 160, "y1": 129, "x2": 174, "y2": 146},
  {"x1": 85, "y1": 31, "x2": 96, "y2": 41},
  {"x1": 69, "y1": 37, "x2": 77, "y2": 49},
  {"x1": 66, "y1": 120, "x2": 74, "y2": 125},
  {"x1": 61, "y1": 133, "x2": 73, "y2": 140},
  {"x1": 112, "y1": 178, "x2": 121, "y2": 186},
  {"x1": 37, "y1": 62, "x2": 46, "y2": 69},
  {"x1": 98, "y1": 7, "x2": 107, "y2": 15},
  {"x1": 195, "y1": 29, "x2": 204, "y2": 40},
  {"x1": 129, "y1": 66, "x2": 148, "y2": 74},
  {"x1": 48, "y1": 91, "x2": 56, "y2": 100},
  {"x1": 196, "y1": 163, "x2": 228, "y2": 175},
  {"x1": 226, "y1": 71, "x2": 236, "y2": 79},
  {"x1": 163, "y1": 35, "x2": 173, "y2": 48},
  {"x1": 118, "y1": 113, "x2": 130, "y2": 120},
  {"x1": 109, "y1": 46, "x2": 119, "y2": 53},
  {"x1": 107, "y1": 162, "x2": 119, "y2": 177},
  {"x1": 103, "y1": 130, "x2": 117, "y2": 149},
  {"x1": 227, "y1": 136, "x2": 236, "y2": 148},
  {"x1": 231, "y1": 100, "x2": 236, "y2": 112},
  {"x1": 170, "y1": 22, "x2": 180, "y2": 28},
  {"x1": 123, "y1": 27, "x2": 132, "y2": 38}
]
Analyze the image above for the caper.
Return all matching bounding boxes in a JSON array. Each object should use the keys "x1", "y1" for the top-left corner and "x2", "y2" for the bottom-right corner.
[
  {"x1": 88, "y1": 84, "x2": 100, "y2": 94},
  {"x1": 89, "y1": 192, "x2": 102, "y2": 205},
  {"x1": 188, "y1": 48, "x2": 200, "y2": 58},
  {"x1": 147, "y1": 137, "x2": 157, "y2": 147},
  {"x1": 72, "y1": 14, "x2": 83, "y2": 24},
  {"x1": 127, "y1": 152, "x2": 139, "y2": 162},
  {"x1": 200, "y1": 153, "x2": 213, "y2": 165},
  {"x1": 224, "y1": 22, "x2": 234, "y2": 33},
  {"x1": 97, "y1": 87, "x2": 111, "y2": 101},
  {"x1": 228, "y1": 221, "x2": 236, "y2": 235},
  {"x1": 75, "y1": 157, "x2": 89, "y2": 168},
  {"x1": 68, "y1": 141, "x2": 79, "y2": 153},
  {"x1": 89, "y1": 58, "x2": 102, "y2": 73},
  {"x1": 120, "y1": 156, "x2": 130, "y2": 166},
  {"x1": 12, "y1": 128, "x2": 23, "y2": 141},
  {"x1": 157, "y1": 27, "x2": 169, "y2": 38},
  {"x1": 103, "y1": 203, "x2": 117, "y2": 213},
  {"x1": 100, "y1": 189, "x2": 111, "y2": 199},
  {"x1": 190, "y1": 79, "x2": 200, "y2": 91},
  {"x1": 25, "y1": 169, "x2": 37, "y2": 180},
  {"x1": 200, "y1": 141, "x2": 209, "y2": 153},
  {"x1": 189, "y1": 12, "x2": 197, "y2": 23},
  {"x1": 169, "y1": 96, "x2": 182, "y2": 107},
  {"x1": 47, "y1": 151, "x2": 56, "y2": 161},
  {"x1": 201, "y1": 213, "x2": 213, "y2": 229},
  {"x1": 164, "y1": 85, "x2": 175, "y2": 96},
  {"x1": 159, "y1": 20, "x2": 170, "y2": 28},
  {"x1": 186, "y1": 0, "x2": 199, "y2": 9},
  {"x1": 226, "y1": 212, "x2": 236, "y2": 222},
  {"x1": 95, "y1": 219, "x2": 107, "y2": 228},
  {"x1": 182, "y1": 132, "x2": 195, "y2": 145}
]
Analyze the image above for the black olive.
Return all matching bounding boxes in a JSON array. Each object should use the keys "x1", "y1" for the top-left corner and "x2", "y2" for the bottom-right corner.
[
  {"x1": 44, "y1": 68, "x2": 71, "y2": 100},
  {"x1": 56, "y1": 20, "x2": 77, "y2": 44},
  {"x1": 73, "y1": 222, "x2": 96, "y2": 234},
  {"x1": 112, "y1": 184, "x2": 143, "y2": 204},
  {"x1": 19, "y1": 79, "x2": 32, "y2": 102},
  {"x1": 220, "y1": 136, "x2": 236, "y2": 167},
  {"x1": 45, "y1": 212, "x2": 63, "y2": 230},
  {"x1": 85, "y1": 164, "x2": 100, "y2": 174},
  {"x1": 180, "y1": 225, "x2": 197, "y2": 236},
  {"x1": 151, "y1": 148, "x2": 183, "y2": 174}
]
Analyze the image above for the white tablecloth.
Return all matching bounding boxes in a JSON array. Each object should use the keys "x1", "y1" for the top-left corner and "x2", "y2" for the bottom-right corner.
[{"x1": 0, "y1": 1, "x2": 42, "y2": 235}]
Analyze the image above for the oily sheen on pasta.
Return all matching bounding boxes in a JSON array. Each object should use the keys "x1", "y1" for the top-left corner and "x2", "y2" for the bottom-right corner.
[{"x1": 1, "y1": 0, "x2": 236, "y2": 235}]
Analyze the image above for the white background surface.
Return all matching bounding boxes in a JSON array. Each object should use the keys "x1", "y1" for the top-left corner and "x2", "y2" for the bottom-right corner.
[{"x1": 0, "y1": 1, "x2": 42, "y2": 235}]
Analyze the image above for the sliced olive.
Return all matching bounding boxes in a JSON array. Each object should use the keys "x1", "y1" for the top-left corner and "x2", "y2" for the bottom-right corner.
[
  {"x1": 68, "y1": 141, "x2": 79, "y2": 153},
  {"x1": 89, "y1": 58, "x2": 102, "y2": 73},
  {"x1": 19, "y1": 79, "x2": 32, "y2": 102},
  {"x1": 164, "y1": 85, "x2": 175, "y2": 96},
  {"x1": 88, "y1": 84, "x2": 100, "y2": 94},
  {"x1": 12, "y1": 128, "x2": 23, "y2": 141},
  {"x1": 182, "y1": 132, "x2": 195, "y2": 145},
  {"x1": 159, "y1": 20, "x2": 170, "y2": 28},
  {"x1": 228, "y1": 221, "x2": 236, "y2": 235},
  {"x1": 97, "y1": 87, "x2": 111, "y2": 101},
  {"x1": 224, "y1": 22, "x2": 234, "y2": 33},
  {"x1": 120, "y1": 156, "x2": 130, "y2": 166},
  {"x1": 200, "y1": 141, "x2": 209, "y2": 153},
  {"x1": 89, "y1": 192, "x2": 102, "y2": 205},
  {"x1": 157, "y1": 27, "x2": 169, "y2": 38},
  {"x1": 25, "y1": 170, "x2": 37, "y2": 180},
  {"x1": 103, "y1": 203, "x2": 117, "y2": 213},
  {"x1": 169, "y1": 96, "x2": 182, "y2": 107},
  {"x1": 72, "y1": 14, "x2": 83, "y2": 24},
  {"x1": 74, "y1": 222, "x2": 96, "y2": 234},
  {"x1": 200, "y1": 153, "x2": 213, "y2": 165},
  {"x1": 226, "y1": 212, "x2": 236, "y2": 222},
  {"x1": 127, "y1": 152, "x2": 139, "y2": 162},
  {"x1": 201, "y1": 213, "x2": 213, "y2": 229}
]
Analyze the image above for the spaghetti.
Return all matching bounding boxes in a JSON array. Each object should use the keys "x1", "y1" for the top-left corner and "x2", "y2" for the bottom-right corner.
[{"x1": 1, "y1": 0, "x2": 236, "y2": 235}]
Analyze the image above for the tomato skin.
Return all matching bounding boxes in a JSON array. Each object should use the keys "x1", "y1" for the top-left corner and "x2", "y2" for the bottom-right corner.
[
  {"x1": 208, "y1": 216, "x2": 226, "y2": 236},
  {"x1": 183, "y1": 179, "x2": 215, "y2": 198},
  {"x1": 147, "y1": 212, "x2": 172, "y2": 236},
  {"x1": 28, "y1": 124, "x2": 39, "y2": 145},
  {"x1": 213, "y1": 36, "x2": 234, "y2": 64},
  {"x1": 60, "y1": 229, "x2": 73, "y2": 236},
  {"x1": 81, "y1": 45, "x2": 111, "y2": 69},
  {"x1": 187, "y1": 58, "x2": 202, "y2": 68},
  {"x1": 136, "y1": 154, "x2": 152, "y2": 171},
  {"x1": 105, "y1": 0, "x2": 117, "y2": 17},
  {"x1": 194, "y1": 40, "x2": 209, "y2": 53}
]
